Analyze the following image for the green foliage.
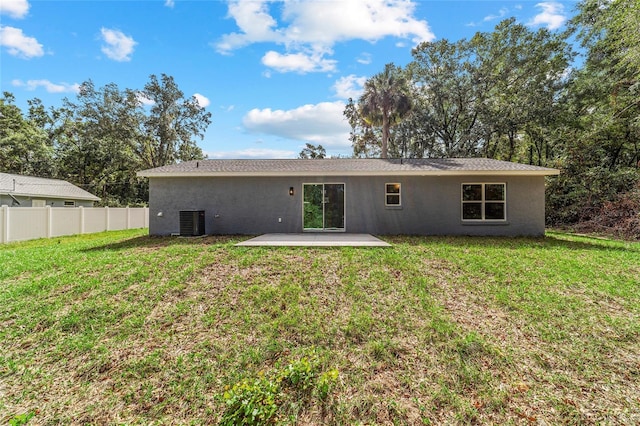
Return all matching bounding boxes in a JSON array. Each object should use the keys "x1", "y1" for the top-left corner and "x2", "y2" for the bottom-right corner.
[
  {"x1": 0, "y1": 92, "x2": 54, "y2": 176},
  {"x1": 346, "y1": 4, "x2": 639, "y2": 235},
  {"x1": 298, "y1": 143, "x2": 326, "y2": 159},
  {"x1": 303, "y1": 202, "x2": 323, "y2": 228},
  {"x1": 303, "y1": 185, "x2": 324, "y2": 229},
  {"x1": 220, "y1": 376, "x2": 281, "y2": 425},
  {"x1": 351, "y1": 63, "x2": 413, "y2": 158},
  {"x1": 347, "y1": 19, "x2": 571, "y2": 161},
  {"x1": 219, "y1": 353, "x2": 339, "y2": 425},
  {"x1": 316, "y1": 368, "x2": 340, "y2": 400},
  {"x1": 545, "y1": 0, "x2": 640, "y2": 232},
  {"x1": 139, "y1": 74, "x2": 211, "y2": 168},
  {"x1": 8, "y1": 411, "x2": 35, "y2": 426},
  {"x1": 2, "y1": 74, "x2": 211, "y2": 207}
]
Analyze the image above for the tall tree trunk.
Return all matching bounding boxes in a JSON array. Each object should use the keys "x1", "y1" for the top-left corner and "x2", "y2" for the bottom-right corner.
[{"x1": 381, "y1": 115, "x2": 389, "y2": 159}]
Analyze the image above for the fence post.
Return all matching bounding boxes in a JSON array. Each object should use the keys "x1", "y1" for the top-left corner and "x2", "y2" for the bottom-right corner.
[
  {"x1": 126, "y1": 206, "x2": 130, "y2": 229},
  {"x1": 79, "y1": 206, "x2": 85, "y2": 235},
  {"x1": 46, "y1": 205, "x2": 52, "y2": 238},
  {"x1": 1, "y1": 205, "x2": 7, "y2": 244},
  {"x1": 105, "y1": 206, "x2": 110, "y2": 231}
]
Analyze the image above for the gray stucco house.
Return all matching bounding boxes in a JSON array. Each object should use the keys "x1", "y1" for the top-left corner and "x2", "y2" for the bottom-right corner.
[
  {"x1": 0, "y1": 173, "x2": 100, "y2": 207},
  {"x1": 137, "y1": 158, "x2": 559, "y2": 237}
]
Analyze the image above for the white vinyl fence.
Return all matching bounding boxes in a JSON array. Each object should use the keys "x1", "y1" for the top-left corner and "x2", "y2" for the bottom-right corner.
[{"x1": 0, "y1": 206, "x2": 148, "y2": 244}]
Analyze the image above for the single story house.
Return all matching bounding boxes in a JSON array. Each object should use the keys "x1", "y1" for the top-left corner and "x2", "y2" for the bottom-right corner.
[
  {"x1": 137, "y1": 158, "x2": 559, "y2": 237},
  {"x1": 0, "y1": 172, "x2": 100, "y2": 207}
]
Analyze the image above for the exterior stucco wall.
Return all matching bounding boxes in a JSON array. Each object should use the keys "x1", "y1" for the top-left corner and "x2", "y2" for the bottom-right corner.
[
  {"x1": 148, "y1": 175, "x2": 547, "y2": 236},
  {"x1": 0, "y1": 195, "x2": 95, "y2": 207}
]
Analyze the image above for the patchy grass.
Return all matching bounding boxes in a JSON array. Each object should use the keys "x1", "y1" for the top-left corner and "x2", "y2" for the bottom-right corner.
[{"x1": 1, "y1": 230, "x2": 639, "y2": 424}]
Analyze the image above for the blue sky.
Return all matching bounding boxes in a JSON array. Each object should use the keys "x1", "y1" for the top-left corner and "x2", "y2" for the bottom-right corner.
[{"x1": 1, "y1": 0, "x2": 577, "y2": 159}]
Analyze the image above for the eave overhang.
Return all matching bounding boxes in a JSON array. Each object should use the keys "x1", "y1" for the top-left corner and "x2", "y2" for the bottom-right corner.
[
  {"x1": 0, "y1": 191, "x2": 101, "y2": 201},
  {"x1": 137, "y1": 169, "x2": 560, "y2": 178}
]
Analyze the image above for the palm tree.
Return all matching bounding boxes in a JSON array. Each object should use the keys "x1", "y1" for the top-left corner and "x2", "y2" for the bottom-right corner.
[{"x1": 359, "y1": 63, "x2": 412, "y2": 158}]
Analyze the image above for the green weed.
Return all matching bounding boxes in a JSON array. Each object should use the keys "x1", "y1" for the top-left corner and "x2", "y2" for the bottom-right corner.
[{"x1": 219, "y1": 353, "x2": 339, "y2": 425}]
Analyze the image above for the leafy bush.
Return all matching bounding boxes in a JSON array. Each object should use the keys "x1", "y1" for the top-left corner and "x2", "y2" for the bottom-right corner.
[
  {"x1": 219, "y1": 353, "x2": 339, "y2": 425},
  {"x1": 9, "y1": 411, "x2": 36, "y2": 426},
  {"x1": 573, "y1": 182, "x2": 640, "y2": 240},
  {"x1": 546, "y1": 167, "x2": 639, "y2": 226},
  {"x1": 220, "y1": 376, "x2": 281, "y2": 426}
]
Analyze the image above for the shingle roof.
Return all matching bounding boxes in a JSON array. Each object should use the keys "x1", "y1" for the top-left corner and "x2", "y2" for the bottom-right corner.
[
  {"x1": 0, "y1": 173, "x2": 101, "y2": 201},
  {"x1": 138, "y1": 158, "x2": 559, "y2": 177}
]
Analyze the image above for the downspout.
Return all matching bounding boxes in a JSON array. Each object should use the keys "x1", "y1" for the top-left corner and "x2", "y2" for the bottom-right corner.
[
  {"x1": 9, "y1": 194, "x2": 20, "y2": 206},
  {"x1": 9, "y1": 179, "x2": 21, "y2": 205}
]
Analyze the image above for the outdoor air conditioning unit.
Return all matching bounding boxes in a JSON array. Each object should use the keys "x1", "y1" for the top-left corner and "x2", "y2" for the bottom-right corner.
[{"x1": 179, "y1": 210, "x2": 205, "y2": 236}]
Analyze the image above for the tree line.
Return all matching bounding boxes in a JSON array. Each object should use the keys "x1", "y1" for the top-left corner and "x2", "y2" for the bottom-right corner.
[
  {"x1": 1, "y1": 0, "x2": 638, "y2": 237},
  {"x1": 346, "y1": 0, "x2": 639, "y2": 238},
  {"x1": 1, "y1": 74, "x2": 210, "y2": 206}
]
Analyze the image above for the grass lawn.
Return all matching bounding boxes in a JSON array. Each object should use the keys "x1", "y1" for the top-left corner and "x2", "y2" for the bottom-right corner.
[{"x1": 1, "y1": 230, "x2": 639, "y2": 424}]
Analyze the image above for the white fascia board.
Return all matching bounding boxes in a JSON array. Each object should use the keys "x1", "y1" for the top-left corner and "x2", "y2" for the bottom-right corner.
[
  {"x1": 138, "y1": 169, "x2": 559, "y2": 178},
  {"x1": 1, "y1": 191, "x2": 100, "y2": 201}
]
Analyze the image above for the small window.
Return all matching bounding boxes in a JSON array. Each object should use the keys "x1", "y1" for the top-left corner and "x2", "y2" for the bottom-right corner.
[
  {"x1": 63, "y1": 200, "x2": 76, "y2": 207},
  {"x1": 385, "y1": 183, "x2": 401, "y2": 206},
  {"x1": 32, "y1": 199, "x2": 46, "y2": 207},
  {"x1": 462, "y1": 183, "x2": 506, "y2": 221}
]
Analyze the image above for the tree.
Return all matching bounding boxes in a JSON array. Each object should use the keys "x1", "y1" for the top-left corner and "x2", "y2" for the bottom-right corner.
[
  {"x1": 298, "y1": 143, "x2": 326, "y2": 159},
  {"x1": 408, "y1": 19, "x2": 572, "y2": 161},
  {"x1": 470, "y1": 18, "x2": 572, "y2": 162},
  {"x1": 357, "y1": 63, "x2": 412, "y2": 158},
  {"x1": 344, "y1": 98, "x2": 381, "y2": 158},
  {"x1": 544, "y1": 0, "x2": 640, "y2": 229},
  {"x1": 572, "y1": 0, "x2": 640, "y2": 79},
  {"x1": 56, "y1": 81, "x2": 143, "y2": 205},
  {"x1": 409, "y1": 39, "x2": 483, "y2": 157},
  {"x1": 0, "y1": 74, "x2": 212, "y2": 206},
  {"x1": 138, "y1": 74, "x2": 211, "y2": 168},
  {"x1": 0, "y1": 92, "x2": 53, "y2": 176}
]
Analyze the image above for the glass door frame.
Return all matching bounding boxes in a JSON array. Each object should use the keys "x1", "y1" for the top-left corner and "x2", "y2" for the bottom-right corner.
[{"x1": 302, "y1": 182, "x2": 346, "y2": 232}]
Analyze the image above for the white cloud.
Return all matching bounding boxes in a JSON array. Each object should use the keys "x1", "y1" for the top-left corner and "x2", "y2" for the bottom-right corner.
[
  {"x1": 356, "y1": 53, "x2": 372, "y2": 65},
  {"x1": 165, "y1": 0, "x2": 175, "y2": 8},
  {"x1": 0, "y1": 0, "x2": 29, "y2": 19},
  {"x1": 136, "y1": 92, "x2": 155, "y2": 106},
  {"x1": 100, "y1": 28, "x2": 137, "y2": 61},
  {"x1": 216, "y1": 0, "x2": 434, "y2": 73},
  {"x1": 281, "y1": 0, "x2": 434, "y2": 45},
  {"x1": 206, "y1": 148, "x2": 297, "y2": 159},
  {"x1": 193, "y1": 93, "x2": 210, "y2": 108},
  {"x1": 243, "y1": 101, "x2": 351, "y2": 147},
  {"x1": 216, "y1": 0, "x2": 282, "y2": 53},
  {"x1": 484, "y1": 7, "x2": 509, "y2": 23},
  {"x1": 12, "y1": 79, "x2": 80, "y2": 93},
  {"x1": 467, "y1": 6, "x2": 509, "y2": 27},
  {"x1": 332, "y1": 75, "x2": 367, "y2": 100},
  {"x1": 528, "y1": 2, "x2": 566, "y2": 30},
  {"x1": 261, "y1": 50, "x2": 336, "y2": 73},
  {"x1": 0, "y1": 25, "x2": 43, "y2": 58}
]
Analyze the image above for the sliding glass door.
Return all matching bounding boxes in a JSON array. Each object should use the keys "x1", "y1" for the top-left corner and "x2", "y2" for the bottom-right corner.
[{"x1": 303, "y1": 183, "x2": 345, "y2": 231}]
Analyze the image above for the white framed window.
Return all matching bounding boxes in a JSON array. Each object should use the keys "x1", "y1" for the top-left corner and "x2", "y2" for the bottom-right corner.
[
  {"x1": 385, "y1": 183, "x2": 401, "y2": 206},
  {"x1": 462, "y1": 183, "x2": 506, "y2": 221},
  {"x1": 63, "y1": 200, "x2": 76, "y2": 207}
]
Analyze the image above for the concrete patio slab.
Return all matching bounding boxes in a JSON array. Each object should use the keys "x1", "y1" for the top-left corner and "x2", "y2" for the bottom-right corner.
[{"x1": 235, "y1": 233, "x2": 391, "y2": 247}]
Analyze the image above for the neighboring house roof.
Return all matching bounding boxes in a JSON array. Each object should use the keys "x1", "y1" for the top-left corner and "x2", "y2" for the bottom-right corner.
[
  {"x1": 138, "y1": 158, "x2": 560, "y2": 178},
  {"x1": 0, "y1": 173, "x2": 101, "y2": 201}
]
